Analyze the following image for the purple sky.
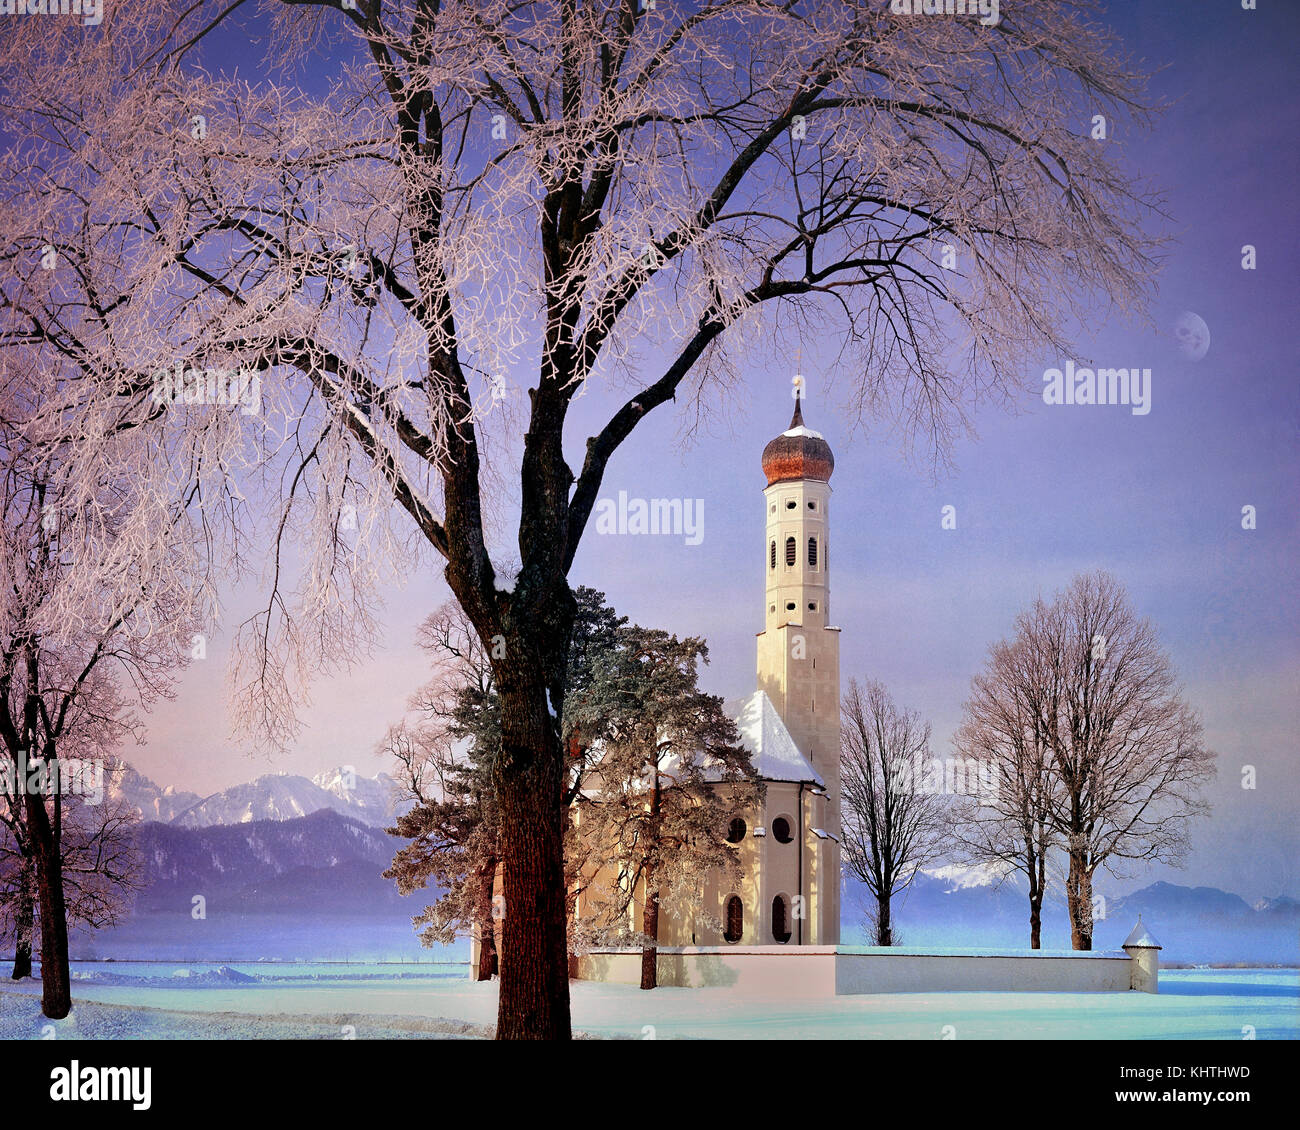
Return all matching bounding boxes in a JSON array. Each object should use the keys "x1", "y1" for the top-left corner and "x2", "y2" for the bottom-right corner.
[{"x1": 125, "y1": 1, "x2": 1299, "y2": 904}]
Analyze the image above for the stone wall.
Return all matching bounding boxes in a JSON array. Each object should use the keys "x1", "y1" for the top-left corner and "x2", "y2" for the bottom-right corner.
[{"x1": 571, "y1": 944, "x2": 1143, "y2": 995}]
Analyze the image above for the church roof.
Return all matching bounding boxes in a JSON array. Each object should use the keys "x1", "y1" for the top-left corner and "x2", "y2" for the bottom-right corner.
[
  {"x1": 728, "y1": 690, "x2": 824, "y2": 786},
  {"x1": 761, "y1": 395, "x2": 835, "y2": 486},
  {"x1": 571, "y1": 692, "x2": 823, "y2": 794},
  {"x1": 1122, "y1": 916, "x2": 1162, "y2": 949}
]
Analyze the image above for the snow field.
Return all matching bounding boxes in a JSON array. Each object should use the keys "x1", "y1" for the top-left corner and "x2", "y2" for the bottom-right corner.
[{"x1": 1, "y1": 967, "x2": 1294, "y2": 1040}]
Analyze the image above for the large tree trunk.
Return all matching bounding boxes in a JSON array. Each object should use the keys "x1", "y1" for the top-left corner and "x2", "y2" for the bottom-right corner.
[
  {"x1": 492, "y1": 676, "x2": 571, "y2": 1040},
  {"x1": 641, "y1": 874, "x2": 659, "y2": 991},
  {"x1": 23, "y1": 787, "x2": 70, "y2": 1018},
  {"x1": 1029, "y1": 848, "x2": 1045, "y2": 950},
  {"x1": 475, "y1": 859, "x2": 499, "y2": 981},
  {"x1": 1065, "y1": 852, "x2": 1094, "y2": 951},
  {"x1": 641, "y1": 778, "x2": 660, "y2": 990},
  {"x1": 876, "y1": 894, "x2": 892, "y2": 947},
  {"x1": 11, "y1": 855, "x2": 34, "y2": 979}
]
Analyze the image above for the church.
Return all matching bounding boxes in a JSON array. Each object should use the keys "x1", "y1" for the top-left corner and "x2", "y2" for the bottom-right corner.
[
  {"x1": 472, "y1": 389, "x2": 843, "y2": 978},
  {"x1": 471, "y1": 394, "x2": 1162, "y2": 996},
  {"x1": 645, "y1": 388, "x2": 843, "y2": 948}
]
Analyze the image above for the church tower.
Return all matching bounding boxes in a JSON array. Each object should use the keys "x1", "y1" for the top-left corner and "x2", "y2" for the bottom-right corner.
[{"x1": 755, "y1": 386, "x2": 841, "y2": 944}]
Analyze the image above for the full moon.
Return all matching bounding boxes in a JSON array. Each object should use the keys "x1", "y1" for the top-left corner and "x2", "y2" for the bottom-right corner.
[{"x1": 1173, "y1": 310, "x2": 1211, "y2": 361}]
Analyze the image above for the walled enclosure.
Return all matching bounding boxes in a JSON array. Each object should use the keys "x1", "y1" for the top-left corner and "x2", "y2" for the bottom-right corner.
[{"x1": 571, "y1": 945, "x2": 1149, "y2": 996}]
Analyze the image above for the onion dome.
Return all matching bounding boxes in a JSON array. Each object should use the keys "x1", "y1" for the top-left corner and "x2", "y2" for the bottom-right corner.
[{"x1": 761, "y1": 394, "x2": 835, "y2": 486}]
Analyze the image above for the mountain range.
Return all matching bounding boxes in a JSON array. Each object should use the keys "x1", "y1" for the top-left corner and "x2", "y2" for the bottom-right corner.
[
  {"x1": 67, "y1": 760, "x2": 1299, "y2": 966},
  {"x1": 106, "y1": 758, "x2": 405, "y2": 829},
  {"x1": 844, "y1": 871, "x2": 1299, "y2": 966}
]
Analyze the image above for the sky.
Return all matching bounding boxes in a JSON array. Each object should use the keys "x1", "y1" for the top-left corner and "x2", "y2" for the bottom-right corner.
[{"x1": 120, "y1": 1, "x2": 1299, "y2": 905}]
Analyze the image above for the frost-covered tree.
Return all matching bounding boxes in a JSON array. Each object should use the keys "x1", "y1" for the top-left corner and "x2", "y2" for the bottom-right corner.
[
  {"x1": 0, "y1": 405, "x2": 197, "y2": 1016},
  {"x1": 0, "y1": 1, "x2": 1162, "y2": 1036},
  {"x1": 840, "y1": 678, "x2": 945, "y2": 946},
  {"x1": 970, "y1": 572, "x2": 1215, "y2": 950},
  {"x1": 0, "y1": 805, "x2": 34, "y2": 979},
  {"x1": 953, "y1": 647, "x2": 1061, "y2": 949}
]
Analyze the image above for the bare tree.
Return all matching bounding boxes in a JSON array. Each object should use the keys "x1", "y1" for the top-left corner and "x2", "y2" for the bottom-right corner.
[
  {"x1": 1, "y1": 781, "x2": 144, "y2": 978},
  {"x1": 840, "y1": 678, "x2": 945, "y2": 946},
  {"x1": 953, "y1": 641, "x2": 1060, "y2": 948},
  {"x1": 0, "y1": 804, "x2": 34, "y2": 978},
  {"x1": 385, "y1": 587, "x2": 623, "y2": 981},
  {"x1": 1045, "y1": 573, "x2": 1214, "y2": 948},
  {"x1": 967, "y1": 572, "x2": 1216, "y2": 950},
  {"x1": 0, "y1": 1, "x2": 1163, "y2": 1036},
  {"x1": 383, "y1": 600, "x2": 502, "y2": 981},
  {"x1": 384, "y1": 717, "x2": 504, "y2": 980},
  {"x1": 0, "y1": 408, "x2": 197, "y2": 1016}
]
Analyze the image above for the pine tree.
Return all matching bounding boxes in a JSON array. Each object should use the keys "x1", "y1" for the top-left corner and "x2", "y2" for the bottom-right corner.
[{"x1": 569, "y1": 627, "x2": 756, "y2": 989}]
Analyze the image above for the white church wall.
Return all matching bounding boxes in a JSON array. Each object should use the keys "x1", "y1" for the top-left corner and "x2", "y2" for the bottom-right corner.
[
  {"x1": 572, "y1": 945, "x2": 1141, "y2": 995},
  {"x1": 833, "y1": 947, "x2": 1133, "y2": 994}
]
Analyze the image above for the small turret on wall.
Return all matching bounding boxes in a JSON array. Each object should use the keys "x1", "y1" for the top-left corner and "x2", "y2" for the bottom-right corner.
[{"x1": 1122, "y1": 916, "x2": 1162, "y2": 993}]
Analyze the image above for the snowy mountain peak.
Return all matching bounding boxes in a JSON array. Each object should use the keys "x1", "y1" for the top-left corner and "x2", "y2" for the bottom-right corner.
[
  {"x1": 171, "y1": 767, "x2": 404, "y2": 830},
  {"x1": 103, "y1": 757, "x2": 203, "y2": 825},
  {"x1": 921, "y1": 861, "x2": 1014, "y2": 891}
]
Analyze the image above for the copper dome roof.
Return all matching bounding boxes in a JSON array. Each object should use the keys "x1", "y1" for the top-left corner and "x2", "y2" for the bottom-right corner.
[{"x1": 761, "y1": 396, "x2": 834, "y2": 486}]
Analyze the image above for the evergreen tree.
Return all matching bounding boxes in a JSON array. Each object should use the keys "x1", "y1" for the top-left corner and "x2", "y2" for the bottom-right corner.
[{"x1": 569, "y1": 627, "x2": 756, "y2": 989}]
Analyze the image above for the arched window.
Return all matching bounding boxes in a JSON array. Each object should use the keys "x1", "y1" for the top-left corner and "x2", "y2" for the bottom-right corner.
[
  {"x1": 769, "y1": 540, "x2": 776, "y2": 570},
  {"x1": 726, "y1": 817, "x2": 747, "y2": 844},
  {"x1": 808, "y1": 537, "x2": 818, "y2": 568},
  {"x1": 724, "y1": 896, "x2": 744, "y2": 944},
  {"x1": 772, "y1": 816, "x2": 793, "y2": 844},
  {"x1": 785, "y1": 536, "x2": 796, "y2": 566},
  {"x1": 772, "y1": 895, "x2": 791, "y2": 944}
]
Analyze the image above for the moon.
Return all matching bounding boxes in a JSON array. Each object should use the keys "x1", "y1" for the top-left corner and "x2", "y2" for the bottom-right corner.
[{"x1": 1173, "y1": 310, "x2": 1211, "y2": 361}]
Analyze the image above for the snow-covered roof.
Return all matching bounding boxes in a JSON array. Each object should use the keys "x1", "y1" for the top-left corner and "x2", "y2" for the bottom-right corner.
[
  {"x1": 782, "y1": 424, "x2": 826, "y2": 441},
  {"x1": 573, "y1": 690, "x2": 822, "y2": 790},
  {"x1": 1122, "y1": 916, "x2": 1162, "y2": 949},
  {"x1": 729, "y1": 690, "x2": 824, "y2": 786}
]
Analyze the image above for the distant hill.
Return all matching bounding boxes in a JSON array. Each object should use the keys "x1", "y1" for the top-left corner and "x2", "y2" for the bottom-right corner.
[
  {"x1": 847, "y1": 869, "x2": 1300, "y2": 966},
  {"x1": 71, "y1": 761, "x2": 1300, "y2": 965},
  {"x1": 133, "y1": 808, "x2": 408, "y2": 913},
  {"x1": 66, "y1": 808, "x2": 442, "y2": 961}
]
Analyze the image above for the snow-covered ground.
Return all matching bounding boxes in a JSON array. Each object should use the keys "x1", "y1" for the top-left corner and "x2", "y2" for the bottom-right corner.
[{"x1": 1, "y1": 964, "x2": 1294, "y2": 1039}]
